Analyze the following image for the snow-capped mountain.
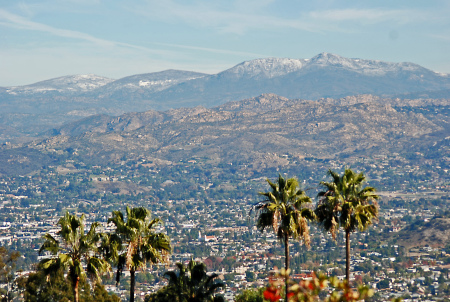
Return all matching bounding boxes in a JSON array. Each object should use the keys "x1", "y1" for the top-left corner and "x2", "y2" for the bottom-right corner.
[
  {"x1": 1, "y1": 53, "x2": 450, "y2": 143},
  {"x1": 6, "y1": 74, "x2": 114, "y2": 95},
  {"x1": 216, "y1": 52, "x2": 434, "y2": 80},
  {"x1": 219, "y1": 57, "x2": 306, "y2": 79},
  {"x1": 305, "y1": 52, "x2": 429, "y2": 75},
  {"x1": 4, "y1": 53, "x2": 449, "y2": 100},
  {"x1": 145, "y1": 53, "x2": 450, "y2": 107},
  {"x1": 89, "y1": 70, "x2": 208, "y2": 96}
]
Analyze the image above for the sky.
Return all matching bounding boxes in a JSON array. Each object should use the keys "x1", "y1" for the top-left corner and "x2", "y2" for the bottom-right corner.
[{"x1": 1, "y1": 0, "x2": 450, "y2": 86}]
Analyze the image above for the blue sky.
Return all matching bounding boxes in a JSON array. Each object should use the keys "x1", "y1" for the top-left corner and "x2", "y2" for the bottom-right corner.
[{"x1": 1, "y1": 0, "x2": 449, "y2": 86}]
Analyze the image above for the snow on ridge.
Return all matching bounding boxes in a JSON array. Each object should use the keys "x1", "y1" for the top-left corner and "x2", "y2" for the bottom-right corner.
[
  {"x1": 103, "y1": 74, "x2": 206, "y2": 93},
  {"x1": 224, "y1": 57, "x2": 306, "y2": 78},
  {"x1": 6, "y1": 74, "x2": 114, "y2": 94},
  {"x1": 36, "y1": 74, "x2": 115, "y2": 90},
  {"x1": 306, "y1": 52, "x2": 425, "y2": 75},
  {"x1": 222, "y1": 53, "x2": 432, "y2": 78}
]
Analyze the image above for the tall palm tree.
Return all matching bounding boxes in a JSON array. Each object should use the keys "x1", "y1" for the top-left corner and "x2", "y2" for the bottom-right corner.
[
  {"x1": 39, "y1": 212, "x2": 111, "y2": 302},
  {"x1": 253, "y1": 174, "x2": 315, "y2": 302},
  {"x1": 108, "y1": 206, "x2": 171, "y2": 302},
  {"x1": 315, "y1": 168, "x2": 379, "y2": 282}
]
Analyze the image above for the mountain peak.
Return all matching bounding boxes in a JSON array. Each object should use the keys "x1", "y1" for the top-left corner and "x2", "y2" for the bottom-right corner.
[
  {"x1": 221, "y1": 57, "x2": 305, "y2": 78},
  {"x1": 309, "y1": 52, "x2": 345, "y2": 64},
  {"x1": 308, "y1": 52, "x2": 369, "y2": 70}
]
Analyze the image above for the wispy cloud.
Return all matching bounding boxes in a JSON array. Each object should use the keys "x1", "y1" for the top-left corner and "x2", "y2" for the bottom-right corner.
[
  {"x1": 131, "y1": 2, "x2": 444, "y2": 35},
  {"x1": 0, "y1": 9, "x2": 185, "y2": 56},
  {"x1": 0, "y1": 8, "x2": 266, "y2": 59},
  {"x1": 0, "y1": 8, "x2": 115, "y2": 47},
  {"x1": 154, "y1": 42, "x2": 267, "y2": 57},
  {"x1": 131, "y1": 0, "x2": 328, "y2": 35},
  {"x1": 429, "y1": 33, "x2": 450, "y2": 42}
]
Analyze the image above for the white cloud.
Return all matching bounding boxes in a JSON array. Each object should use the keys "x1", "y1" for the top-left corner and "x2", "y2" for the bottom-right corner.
[
  {"x1": 0, "y1": 8, "x2": 185, "y2": 57},
  {"x1": 0, "y1": 9, "x2": 115, "y2": 46},
  {"x1": 0, "y1": 8, "x2": 269, "y2": 59},
  {"x1": 429, "y1": 33, "x2": 450, "y2": 42},
  {"x1": 308, "y1": 8, "x2": 436, "y2": 25},
  {"x1": 131, "y1": 0, "x2": 328, "y2": 35},
  {"x1": 131, "y1": 2, "x2": 447, "y2": 35}
]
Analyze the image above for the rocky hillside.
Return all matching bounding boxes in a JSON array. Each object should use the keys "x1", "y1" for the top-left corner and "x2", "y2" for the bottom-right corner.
[
  {"x1": 1, "y1": 94, "x2": 448, "y2": 176},
  {"x1": 391, "y1": 212, "x2": 450, "y2": 249}
]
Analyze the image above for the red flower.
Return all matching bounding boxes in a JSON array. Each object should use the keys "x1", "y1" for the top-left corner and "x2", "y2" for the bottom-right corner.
[{"x1": 264, "y1": 287, "x2": 281, "y2": 302}]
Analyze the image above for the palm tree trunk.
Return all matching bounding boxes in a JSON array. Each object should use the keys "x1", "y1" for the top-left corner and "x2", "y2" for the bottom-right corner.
[
  {"x1": 130, "y1": 268, "x2": 136, "y2": 302},
  {"x1": 73, "y1": 277, "x2": 80, "y2": 302},
  {"x1": 284, "y1": 233, "x2": 289, "y2": 302},
  {"x1": 345, "y1": 230, "x2": 350, "y2": 283}
]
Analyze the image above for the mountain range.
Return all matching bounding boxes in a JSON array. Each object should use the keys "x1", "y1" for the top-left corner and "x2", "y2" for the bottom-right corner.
[{"x1": 1, "y1": 53, "x2": 450, "y2": 143}]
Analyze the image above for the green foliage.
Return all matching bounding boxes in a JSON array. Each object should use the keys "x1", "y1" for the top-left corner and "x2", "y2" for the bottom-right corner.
[
  {"x1": 234, "y1": 288, "x2": 264, "y2": 302},
  {"x1": 18, "y1": 268, "x2": 120, "y2": 302},
  {"x1": 254, "y1": 175, "x2": 315, "y2": 246},
  {"x1": 253, "y1": 174, "x2": 315, "y2": 301},
  {"x1": 245, "y1": 271, "x2": 257, "y2": 282},
  {"x1": 316, "y1": 169, "x2": 379, "y2": 238},
  {"x1": 90, "y1": 283, "x2": 121, "y2": 302},
  {"x1": 146, "y1": 260, "x2": 225, "y2": 302},
  {"x1": 376, "y1": 279, "x2": 390, "y2": 289},
  {"x1": 315, "y1": 168, "x2": 378, "y2": 281},
  {"x1": 39, "y1": 212, "x2": 111, "y2": 302},
  {"x1": 19, "y1": 268, "x2": 73, "y2": 302},
  {"x1": 0, "y1": 246, "x2": 20, "y2": 301},
  {"x1": 107, "y1": 206, "x2": 171, "y2": 302}
]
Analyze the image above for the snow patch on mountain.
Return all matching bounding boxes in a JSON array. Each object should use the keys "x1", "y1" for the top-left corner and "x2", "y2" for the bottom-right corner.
[
  {"x1": 7, "y1": 74, "x2": 114, "y2": 95},
  {"x1": 96, "y1": 70, "x2": 207, "y2": 94},
  {"x1": 220, "y1": 53, "x2": 433, "y2": 79},
  {"x1": 221, "y1": 57, "x2": 306, "y2": 79},
  {"x1": 306, "y1": 52, "x2": 425, "y2": 75}
]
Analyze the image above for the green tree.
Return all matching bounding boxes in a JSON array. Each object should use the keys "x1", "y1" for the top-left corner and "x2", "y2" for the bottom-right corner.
[
  {"x1": 39, "y1": 212, "x2": 111, "y2": 302},
  {"x1": 315, "y1": 168, "x2": 379, "y2": 282},
  {"x1": 90, "y1": 282, "x2": 121, "y2": 302},
  {"x1": 252, "y1": 174, "x2": 315, "y2": 302},
  {"x1": 18, "y1": 268, "x2": 120, "y2": 302},
  {"x1": 18, "y1": 267, "x2": 73, "y2": 302},
  {"x1": 108, "y1": 206, "x2": 171, "y2": 302},
  {"x1": 234, "y1": 288, "x2": 264, "y2": 302},
  {"x1": 377, "y1": 279, "x2": 390, "y2": 289},
  {"x1": 146, "y1": 260, "x2": 224, "y2": 302},
  {"x1": 0, "y1": 246, "x2": 20, "y2": 301},
  {"x1": 245, "y1": 271, "x2": 256, "y2": 282}
]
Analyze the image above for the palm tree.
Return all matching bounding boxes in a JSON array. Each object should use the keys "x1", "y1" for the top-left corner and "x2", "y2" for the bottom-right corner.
[
  {"x1": 39, "y1": 212, "x2": 111, "y2": 302},
  {"x1": 253, "y1": 174, "x2": 315, "y2": 302},
  {"x1": 148, "y1": 260, "x2": 224, "y2": 302},
  {"x1": 108, "y1": 206, "x2": 171, "y2": 302},
  {"x1": 315, "y1": 168, "x2": 379, "y2": 282}
]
